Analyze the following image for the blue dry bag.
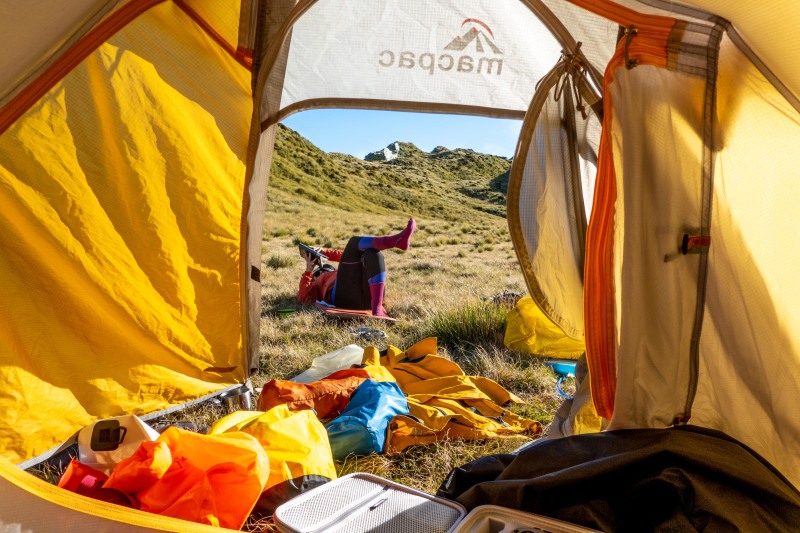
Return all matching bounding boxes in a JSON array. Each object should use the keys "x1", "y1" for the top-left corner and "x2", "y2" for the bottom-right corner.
[{"x1": 324, "y1": 379, "x2": 409, "y2": 459}]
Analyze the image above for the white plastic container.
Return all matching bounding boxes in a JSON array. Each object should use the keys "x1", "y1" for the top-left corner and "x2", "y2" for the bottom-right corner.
[
  {"x1": 77, "y1": 415, "x2": 161, "y2": 475},
  {"x1": 291, "y1": 344, "x2": 364, "y2": 383},
  {"x1": 274, "y1": 472, "x2": 466, "y2": 533},
  {"x1": 451, "y1": 505, "x2": 599, "y2": 533}
]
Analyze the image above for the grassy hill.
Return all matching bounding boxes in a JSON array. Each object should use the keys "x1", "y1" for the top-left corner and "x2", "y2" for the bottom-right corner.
[{"x1": 269, "y1": 124, "x2": 511, "y2": 220}]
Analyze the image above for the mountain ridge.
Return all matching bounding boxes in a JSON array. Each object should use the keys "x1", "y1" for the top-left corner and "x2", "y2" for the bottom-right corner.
[{"x1": 270, "y1": 124, "x2": 512, "y2": 222}]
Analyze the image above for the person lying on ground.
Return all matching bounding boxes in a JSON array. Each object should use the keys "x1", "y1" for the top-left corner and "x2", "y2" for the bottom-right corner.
[{"x1": 297, "y1": 218, "x2": 417, "y2": 318}]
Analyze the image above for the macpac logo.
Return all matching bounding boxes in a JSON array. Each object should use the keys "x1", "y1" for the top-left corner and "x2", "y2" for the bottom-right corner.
[
  {"x1": 378, "y1": 18, "x2": 504, "y2": 76},
  {"x1": 444, "y1": 18, "x2": 502, "y2": 54}
]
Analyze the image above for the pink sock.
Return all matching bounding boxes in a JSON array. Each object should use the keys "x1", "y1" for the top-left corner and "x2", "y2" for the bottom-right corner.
[
  {"x1": 394, "y1": 218, "x2": 417, "y2": 250},
  {"x1": 370, "y1": 218, "x2": 417, "y2": 251},
  {"x1": 369, "y1": 282, "x2": 389, "y2": 317}
]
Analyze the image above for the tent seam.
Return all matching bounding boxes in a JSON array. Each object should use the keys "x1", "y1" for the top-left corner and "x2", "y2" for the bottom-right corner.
[
  {"x1": 263, "y1": 99, "x2": 526, "y2": 131},
  {"x1": 681, "y1": 19, "x2": 724, "y2": 423},
  {"x1": 0, "y1": 0, "x2": 166, "y2": 136},
  {"x1": 173, "y1": 0, "x2": 253, "y2": 70}
]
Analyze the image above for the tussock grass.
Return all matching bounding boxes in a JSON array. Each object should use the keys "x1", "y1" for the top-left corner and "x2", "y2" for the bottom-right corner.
[
  {"x1": 426, "y1": 302, "x2": 506, "y2": 350},
  {"x1": 266, "y1": 255, "x2": 294, "y2": 269},
  {"x1": 408, "y1": 261, "x2": 440, "y2": 272}
]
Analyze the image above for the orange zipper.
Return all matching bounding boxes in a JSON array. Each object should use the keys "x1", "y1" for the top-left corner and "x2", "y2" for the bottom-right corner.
[{"x1": 577, "y1": 0, "x2": 675, "y2": 419}]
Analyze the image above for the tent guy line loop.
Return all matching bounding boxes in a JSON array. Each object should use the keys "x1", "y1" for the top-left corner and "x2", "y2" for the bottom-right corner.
[
  {"x1": 552, "y1": 42, "x2": 590, "y2": 119},
  {"x1": 624, "y1": 25, "x2": 639, "y2": 69}
]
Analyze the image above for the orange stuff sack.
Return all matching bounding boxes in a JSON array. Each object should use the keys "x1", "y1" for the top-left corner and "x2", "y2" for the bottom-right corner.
[
  {"x1": 57, "y1": 459, "x2": 136, "y2": 508},
  {"x1": 104, "y1": 427, "x2": 269, "y2": 529},
  {"x1": 257, "y1": 376, "x2": 366, "y2": 420},
  {"x1": 103, "y1": 440, "x2": 173, "y2": 494}
]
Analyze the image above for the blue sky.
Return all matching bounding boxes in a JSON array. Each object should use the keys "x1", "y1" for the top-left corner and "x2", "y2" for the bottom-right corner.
[{"x1": 281, "y1": 109, "x2": 522, "y2": 160}]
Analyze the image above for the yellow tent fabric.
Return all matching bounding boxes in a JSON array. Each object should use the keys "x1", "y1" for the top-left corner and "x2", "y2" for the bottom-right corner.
[
  {"x1": 0, "y1": 2, "x2": 251, "y2": 464},
  {"x1": 504, "y1": 295, "x2": 586, "y2": 359}
]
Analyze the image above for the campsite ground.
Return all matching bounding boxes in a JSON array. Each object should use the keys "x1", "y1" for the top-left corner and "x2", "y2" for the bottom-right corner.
[{"x1": 253, "y1": 185, "x2": 566, "y2": 498}]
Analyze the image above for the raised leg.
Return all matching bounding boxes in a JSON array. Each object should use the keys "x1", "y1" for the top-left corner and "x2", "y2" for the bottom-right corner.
[{"x1": 358, "y1": 218, "x2": 416, "y2": 251}]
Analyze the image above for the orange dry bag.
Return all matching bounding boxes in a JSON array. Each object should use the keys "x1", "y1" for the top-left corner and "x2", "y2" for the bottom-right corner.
[{"x1": 104, "y1": 427, "x2": 269, "y2": 529}]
